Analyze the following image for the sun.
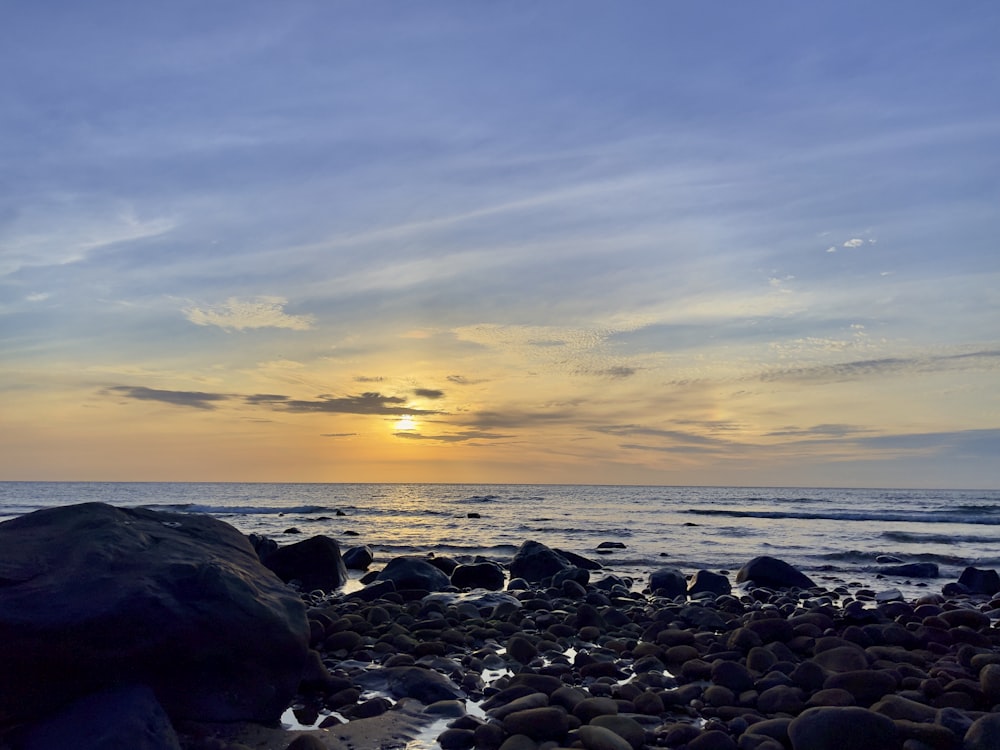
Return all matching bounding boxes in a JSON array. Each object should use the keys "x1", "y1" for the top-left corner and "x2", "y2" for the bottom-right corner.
[{"x1": 394, "y1": 415, "x2": 417, "y2": 431}]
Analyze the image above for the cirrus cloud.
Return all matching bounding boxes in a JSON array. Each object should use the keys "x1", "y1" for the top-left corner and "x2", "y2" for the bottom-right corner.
[{"x1": 183, "y1": 296, "x2": 314, "y2": 331}]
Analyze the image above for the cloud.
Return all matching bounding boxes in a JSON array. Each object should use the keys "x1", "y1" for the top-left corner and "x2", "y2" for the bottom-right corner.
[
  {"x1": 856, "y1": 428, "x2": 1000, "y2": 459},
  {"x1": 764, "y1": 424, "x2": 874, "y2": 438},
  {"x1": 759, "y1": 349, "x2": 1000, "y2": 384},
  {"x1": 394, "y1": 429, "x2": 511, "y2": 443},
  {"x1": 355, "y1": 375, "x2": 384, "y2": 383},
  {"x1": 447, "y1": 374, "x2": 488, "y2": 385},
  {"x1": 459, "y1": 409, "x2": 575, "y2": 430},
  {"x1": 843, "y1": 238, "x2": 865, "y2": 248},
  {"x1": 414, "y1": 388, "x2": 445, "y2": 399},
  {"x1": 321, "y1": 432, "x2": 358, "y2": 438},
  {"x1": 183, "y1": 296, "x2": 314, "y2": 331},
  {"x1": 250, "y1": 391, "x2": 442, "y2": 416},
  {"x1": 592, "y1": 423, "x2": 731, "y2": 447},
  {"x1": 587, "y1": 366, "x2": 638, "y2": 379},
  {"x1": 107, "y1": 385, "x2": 229, "y2": 410}
]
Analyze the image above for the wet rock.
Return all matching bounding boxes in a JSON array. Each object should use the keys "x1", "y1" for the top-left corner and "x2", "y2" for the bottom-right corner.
[
  {"x1": 649, "y1": 566, "x2": 687, "y2": 597},
  {"x1": 788, "y1": 706, "x2": 897, "y2": 750},
  {"x1": 0, "y1": 503, "x2": 310, "y2": 724},
  {"x1": 688, "y1": 728, "x2": 738, "y2": 750},
  {"x1": 578, "y1": 724, "x2": 634, "y2": 750},
  {"x1": 451, "y1": 561, "x2": 506, "y2": 590},
  {"x1": 689, "y1": 570, "x2": 732, "y2": 597},
  {"x1": 509, "y1": 540, "x2": 572, "y2": 582},
  {"x1": 574, "y1": 696, "x2": 619, "y2": 723},
  {"x1": 342, "y1": 545, "x2": 374, "y2": 570},
  {"x1": 963, "y1": 713, "x2": 1000, "y2": 750},
  {"x1": 383, "y1": 666, "x2": 465, "y2": 702},
  {"x1": 876, "y1": 563, "x2": 939, "y2": 578},
  {"x1": 736, "y1": 556, "x2": 816, "y2": 590},
  {"x1": 958, "y1": 567, "x2": 1000, "y2": 596},
  {"x1": 590, "y1": 714, "x2": 647, "y2": 750},
  {"x1": 824, "y1": 669, "x2": 897, "y2": 706},
  {"x1": 501, "y1": 706, "x2": 570, "y2": 742},
  {"x1": 263, "y1": 535, "x2": 349, "y2": 592},
  {"x1": 376, "y1": 556, "x2": 452, "y2": 592}
]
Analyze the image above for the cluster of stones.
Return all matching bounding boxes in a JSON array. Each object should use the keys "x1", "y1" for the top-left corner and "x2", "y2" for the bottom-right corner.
[
  {"x1": 5, "y1": 504, "x2": 1000, "y2": 750},
  {"x1": 293, "y1": 541, "x2": 1000, "y2": 750}
]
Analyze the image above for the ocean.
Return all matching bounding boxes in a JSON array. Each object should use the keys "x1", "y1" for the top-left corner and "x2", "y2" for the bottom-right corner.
[{"x1": 3, "y1": 482, "x2": 999, "y2": 600}]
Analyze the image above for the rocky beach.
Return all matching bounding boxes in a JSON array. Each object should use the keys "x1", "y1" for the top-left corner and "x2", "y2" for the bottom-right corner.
[{"x1": 3, "y1": 503, "x2": 1000, "y2": 750}]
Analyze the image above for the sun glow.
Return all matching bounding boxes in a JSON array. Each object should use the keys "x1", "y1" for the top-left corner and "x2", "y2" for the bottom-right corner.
[{"x1": 394, "y1": 415, "x2": 417, "y2": 431}]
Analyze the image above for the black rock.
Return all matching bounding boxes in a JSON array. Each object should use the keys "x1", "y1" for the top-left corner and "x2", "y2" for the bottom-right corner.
[
  {"x1": 0, "y1": 503, "x2": 310, "y2": 725},
  {"x1": 875, "y1": 562, "x2": 939, "y2": 578},
  {"x1": 735, "y1": 555, "x2": 815, "y2": 590},
  {"x1": 376, "y1": 556, "x2": 452, "y2": 592},
  {"x1": 509, "y1": 540, "x2": 572, "y2": 582},
  {"x1": 688, "y1": 569, "x2": 732, "y2": 597},
  {"x1": 650, "y1": 566, "x2": 687, "y2": 597},
  {"x1": 343, "y1": 544, "x2": 375, "y2": 571},
  {"x1": 263, "y1": 535, "x2": 349, "y2": 592},
  {"x1": 451, "y1": 561, "x2": 506, "y2": 591},
  {"x1": 958, "y1": 566, "x2": 1000, "y2": 595}
]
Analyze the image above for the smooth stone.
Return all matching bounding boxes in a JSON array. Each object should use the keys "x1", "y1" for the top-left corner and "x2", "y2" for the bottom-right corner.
[
  {"x1": 687, "y1": 728, "x2": 738, "y2": 749},
  {"x1": 573, "y1": 697, "x2": 619, "y2": 723},
  {"x1": 736, "y1": 556, "x2": 816, "y2": 590},
  {"x1": 342, "y1": 545, "x2": 374, "y2": 570},
  {"x1": 958, "y1": 567, "x2": 1000, "y2": 596},
  {"x1": 963, "y1": 713, "x2": 1000, "y2": 750},
  {"x1": 577, "y1": 724, "x2": 634, "y2": 750},
  {"x1": 501, "y1": 706, "x2": 570, "y2": 742},
  {"x1": 757, "y1": 685, "x2": 805, "y2": 714},
  {"x1": 824, "y1": 670, "x2": 898, "y2": 706},
  {"x1": 871, "y1": 694, "x2": 938, "y2": 722},
  {"x1": 688, "y1": 570, "x2": 732, "y2": 597},
  {"x1": 980, "y1": 663, "x2": 1000, "y2": 704},
  {"x1": 509, "y1": 540, "x2": 572, "y2": 582},
  {"x1": 649, "y1": 566, "x2": 687, "y2": 598},
  {"x1": 437, "y1": 728, "x2": 476, "y2": 749},
  {"x1": 262, "y1": 534, "x2": 348, "y2": 591},
  {"x1": 376, "y1": 556, "x2": 452, "y2": 592},
  {"x1": 488, "y1": 692, "x2": 549, "y2": 720},
  {"x1": 788, "y1": 707, "x2": 897, "y2": 750},
  {"x1": 590, "y1": 715, "x2": 647, "y2": 750},
  {"x1": 451, "y1": 562, "x2": 506, "y2": 591}
]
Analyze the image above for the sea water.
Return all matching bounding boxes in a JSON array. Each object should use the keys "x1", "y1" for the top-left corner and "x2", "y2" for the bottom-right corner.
[{"x1": 3, "y1": 482, "x2": 999, "y2": 599}]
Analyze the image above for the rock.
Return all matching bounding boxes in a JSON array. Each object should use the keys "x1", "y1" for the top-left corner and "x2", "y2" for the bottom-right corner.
[
  {"x1": 384, "y1": 666, "x2": 465, "y2": 703},
  {"x1": 506, "y1": 635, "x2": 539, "y2": 665},
  {"x1": 964, "y1": 713, "x2": 1000, "y2": 750},
  {"x1": 736, "y1": 556, "x2": 815, "y2": 590},
  {"x1": 0, "y1": 503, "x2": 310, "y2": 725},
  {"x1": 286, "y1": 736, "x2": 328, "y2": 750},
  {"x1": 501, "y1": 706, "x2": 570, "y2": 742},
  {"x1": 688, "y1": 569, "x2": 732, "y2": 597},
  {"x1": 451, "y1": 561, "x2": 506, "y2": 590},
  {"x1": 578, "y1": 724, "x2": 634, "y2": 750},
  {"x1": 376, "y1": 556, "x2": 452, "y2": 592},
  {"x1": 509, "y1": 540, "x2": 572, "y2": 582},
  {"x1": 980, "y1": 663, "x2": 1000, "y2": 704},
  {"x1": 958, "y1": 567, "x2": 1000, "y2": 595},
  {"x1": 590, "y1": 715, "x2": 646, "y2": 750},
  {"x1": 877, "y1": 563, "x2": 939, "y2": 578},
  {"x1": 688, "y1": 729, "x2": 738, "y2": 750},
  {"x1": 788, "y1": 706, "x2": 897, "y2": 750},
  {"x1": 824, "y1": 670, "x2": 897, "y2": 706},
  {"x1": 574, "y1": 697, "x2": 619, "y2": 723},
  {"x1": 10, "y1": 684, "x2": 180, "y2": 750},
  {"x1": 870, "y1": 694, "x2": 937, "y2": 722},
  {"x1": 757, "y1": 685, "x2": 805, "y2": 714},
  {"x1": 649, "y1": 566, "x2": 688, "y2": 597},
  {"x1": 437, "y1": 728, "x2": 476, "y2": 750},
  {"x1": 263, "y1": 534, "x2": 348, "y2": 592},
  {"x1": 343, "y1": 544, "x2": 374, "y2": 570}
]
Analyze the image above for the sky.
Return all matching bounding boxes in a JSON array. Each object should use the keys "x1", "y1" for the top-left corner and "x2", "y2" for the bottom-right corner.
[{"x1": 1, "y1": 2, "x2": 998, "y2": 488}]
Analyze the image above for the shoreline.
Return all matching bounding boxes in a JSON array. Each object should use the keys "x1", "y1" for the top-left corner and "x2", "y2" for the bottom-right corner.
[{"x1": 255, "y1": 542, "x2": 1000, "y2": 750}]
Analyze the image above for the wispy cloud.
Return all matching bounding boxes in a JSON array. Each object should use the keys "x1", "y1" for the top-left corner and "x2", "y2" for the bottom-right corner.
[
  {"x1": 183, "y1": 297, "x2": 314, "y2": 332},
  {"x1": 250, "y1": 392, "x2": 442, "y2": 416},
  {"x1": 106, "y1": 385, "x2": 229, "y2": 410}
]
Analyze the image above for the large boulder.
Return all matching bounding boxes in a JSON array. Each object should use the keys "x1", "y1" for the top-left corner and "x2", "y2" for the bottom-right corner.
[
  {"x1": 736, "y1": 556, "x2": 815, "y2": 590},
  {"x1": 376, "y1": 556, "x2": 452, "y2": 592},
  {"x1": 0, "y1": 503, "x2": 310, "y2": 726},
  {"x1": 509, "y1": 540, "x2": 572, "y2": 583},
  {"x1": 261, "y1": 534, "x2": 348, "y2": 592}
]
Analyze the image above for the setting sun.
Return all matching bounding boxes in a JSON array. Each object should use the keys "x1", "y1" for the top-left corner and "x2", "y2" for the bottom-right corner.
[{"x1": 394, "y1": 416, "x2": 417, "y2": 431}]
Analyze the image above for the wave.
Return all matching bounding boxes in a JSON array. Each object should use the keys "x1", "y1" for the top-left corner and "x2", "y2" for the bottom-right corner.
[
  {"x1": 881, "y1": 530, "x2": 1000, "y2": 545},
  {"x1": 136, "y1": 503, "x2": 336, "y2": 516},
  {"x1": 685, "y1": 508, "x2": 1000, "y2": 525}
]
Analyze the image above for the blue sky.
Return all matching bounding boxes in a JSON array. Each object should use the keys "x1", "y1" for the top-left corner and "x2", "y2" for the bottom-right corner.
[{"x1": 1, "y1": 2, "x2": 998, "y2": 486}]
